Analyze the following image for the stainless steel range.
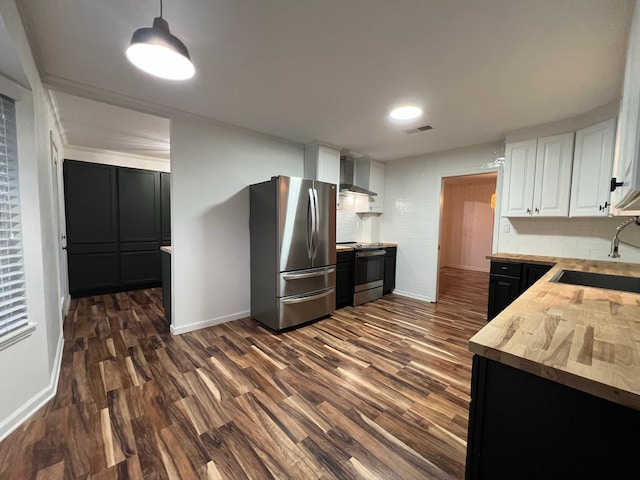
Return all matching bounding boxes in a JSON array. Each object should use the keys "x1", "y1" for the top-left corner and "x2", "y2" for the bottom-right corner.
[{"x1": 339, "y1": 242, "x2": 386, "y2": 305}]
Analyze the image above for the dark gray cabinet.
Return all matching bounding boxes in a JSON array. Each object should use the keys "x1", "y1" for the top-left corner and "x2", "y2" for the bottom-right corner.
[
  {"x1": 64, "y1": 161, "x2": 117, "y2": 245},
  {"x1": 487, "y1": 260, "x2": 552, "y2": 321},
  {"x1": 466, "y1": 356, "x2": 640, "y2": 479},
  {"x1": 64, "y1": 160, "x2": 170, "y2": 297},
  {"x1": 161, "y1": 172, "x2": 171, "y2": 245},
  {"x1": 336, "y1": 250, "x2": 354, "y2": 309},
  {"x1": 383, "y1": 247, "x2": 396, "y2": 294}
]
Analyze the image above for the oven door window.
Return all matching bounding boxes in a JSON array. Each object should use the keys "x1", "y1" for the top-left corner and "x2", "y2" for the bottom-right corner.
[{"x1": 355, "y1": 252, "x2": 385, "y2": 285}]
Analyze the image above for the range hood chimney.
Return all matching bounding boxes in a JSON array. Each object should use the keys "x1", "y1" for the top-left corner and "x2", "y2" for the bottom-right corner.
[{"x1": 340, "y1": 157, "x2": 377, "y2": 196}]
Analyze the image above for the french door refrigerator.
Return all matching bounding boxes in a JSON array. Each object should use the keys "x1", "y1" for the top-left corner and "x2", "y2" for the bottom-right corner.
[{"x1": 250, "y1": 176, "x2": 336, "y2": 330}]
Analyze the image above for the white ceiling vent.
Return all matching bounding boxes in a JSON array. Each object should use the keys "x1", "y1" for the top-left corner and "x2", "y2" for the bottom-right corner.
[{"x1": 405, "y1": 125, "x2": 433, "y2": 134}]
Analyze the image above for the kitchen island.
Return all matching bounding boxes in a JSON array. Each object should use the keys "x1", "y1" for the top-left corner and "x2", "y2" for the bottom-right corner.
[{"x1": 466, "y1": 254, "x2": 640, "y2": 480}]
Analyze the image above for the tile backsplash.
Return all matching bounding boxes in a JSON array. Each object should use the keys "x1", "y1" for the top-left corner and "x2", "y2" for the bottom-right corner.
[
  {"x1": 497, "y1": 216, "x2": 640, "y2": 262},
  {"x1": 336, "y1": 194, "x2": 380, "y2": 242}
]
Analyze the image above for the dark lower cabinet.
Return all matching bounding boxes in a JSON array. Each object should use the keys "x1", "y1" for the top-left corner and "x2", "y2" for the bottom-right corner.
[
  {"x1": 64, "y1": 160, "x2": 170, "y2": 297},
  {"x1": 488, "y1": 260, "x2": 552, "y2": 321},
  {"x1": 383, "y1": 247, "x2": 397, "y2": 294},
  {"x1": 120, "y1": 251, "x2": 161, "y2": 287},
  {"x1": 466, "y1": 356, "x2": 640, "y2": 480},
  {"x1": 336, "y1": 250, "x2": 354, "y2": 309},
  {"x1": 67, "y1": 251, "x2": 119, "y2": 293}
]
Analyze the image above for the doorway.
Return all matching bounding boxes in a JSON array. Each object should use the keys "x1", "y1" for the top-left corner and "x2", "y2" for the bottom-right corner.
[{"x1": 437, "y1": 173, "x2": 497, "y2": 310}]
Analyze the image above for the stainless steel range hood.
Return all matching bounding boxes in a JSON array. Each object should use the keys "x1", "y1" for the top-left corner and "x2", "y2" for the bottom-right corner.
[{"x1": 340, "y1": 157, "x2": 377, "y2": 196}]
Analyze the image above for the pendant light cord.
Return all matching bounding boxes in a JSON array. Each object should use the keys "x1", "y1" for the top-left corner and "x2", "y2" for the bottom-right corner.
[{"x1": 160, "y1": 0, "x2": 163, "y2": 19}]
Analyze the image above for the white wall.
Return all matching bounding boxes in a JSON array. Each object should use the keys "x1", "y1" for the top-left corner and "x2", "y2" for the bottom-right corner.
[
  {"x1": 65, "y1": 145, "x2": 170, "y2": 172},
  {"x1": 379, "y1": 141, "x2": 503, "y2": 302},
  {"x1": 0, "y1": 0, "x2": 66, "y2": 440},
  {"x1": 170, "y1": 115, "x2": 303, "y2": 334}
]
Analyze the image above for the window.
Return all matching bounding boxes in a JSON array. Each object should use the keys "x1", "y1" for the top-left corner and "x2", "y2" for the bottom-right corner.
[{"x1": 0, "y1": 94, "x2": 30, "y2": 349}]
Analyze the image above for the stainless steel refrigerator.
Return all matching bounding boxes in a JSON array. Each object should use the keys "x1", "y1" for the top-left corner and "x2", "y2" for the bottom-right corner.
[{"x1": 250, "y1": 176, "x2": 336, "y2": 330}]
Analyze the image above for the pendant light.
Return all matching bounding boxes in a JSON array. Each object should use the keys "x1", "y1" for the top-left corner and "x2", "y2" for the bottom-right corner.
[{"x1": 126, "y1": 0, "x2": 195, "y2": 80}]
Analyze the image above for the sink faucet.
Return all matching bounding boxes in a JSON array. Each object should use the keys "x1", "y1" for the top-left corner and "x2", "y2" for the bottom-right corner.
[{"x1": 609, "y1": 216, "x2": 640, "y2": 258}]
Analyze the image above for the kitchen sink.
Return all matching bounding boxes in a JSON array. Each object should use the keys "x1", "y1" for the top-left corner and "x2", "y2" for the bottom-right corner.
[{"x1": 551, "y1": 270, "x2": 640, "y2": 294}]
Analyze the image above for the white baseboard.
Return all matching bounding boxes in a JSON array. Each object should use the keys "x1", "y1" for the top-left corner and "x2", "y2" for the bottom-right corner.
[
  {"x1": 170, "y1": 310, "x2": 251, "y2": 335},
  {"x1": 62, "y1": 294, "x2": 71, "y2": 316},
  {"x1": 392, "y1": 289, "x2": 434, "y2": 303},
  {"x1": 0, "y1": 331, "x2": 64, "y2": 442}
]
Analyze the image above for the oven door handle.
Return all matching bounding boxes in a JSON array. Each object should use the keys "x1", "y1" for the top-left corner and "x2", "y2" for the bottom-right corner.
[{"x1": 356, "y1": 250, "x2": 386, "y2": 257}]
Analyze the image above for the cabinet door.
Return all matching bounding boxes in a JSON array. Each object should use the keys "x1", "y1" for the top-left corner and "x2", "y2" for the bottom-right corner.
[
  {"x1": 118, "y1": 168, "x2": 160, "y2": 243},
  {"x1": 502, "y1": 140, "x2": 537, "y2": 217},
  {"x1": 68, "y1": 250, "x2": 119, "y2": 296},
  {"x1": 532, "y1": 133, "x2": 574, "y2": 216},
  {"x1": 383, "y1": 247, "x2": 396, "y2": 294},
  {"x1": 570, "y1": 119, "x2": 616, "y2": 217},
  {"x1": 161, "y1": 172, "x2": 171, "y2": 245},
  {"x1": 521, "y1": 263, "x2": 552, "y2": 292},
  {"x1": 317, "y1": 146, "x2": 340, "y2": 186},
  {"x1": 336, "y1": 262, "x2": 354, "y2": 308},
  {"x1": 488, "y1": 275, "x2": 520, "y2": 321},
  {"x1": 120, "y1": 250, "x2": 161, "y2": 286},
  {"x1": 63, "y1": 161, "x2": 117, "y2": 245},
  {"x1": 612, "y1": 5, "x2": 640, "y2": 211}
]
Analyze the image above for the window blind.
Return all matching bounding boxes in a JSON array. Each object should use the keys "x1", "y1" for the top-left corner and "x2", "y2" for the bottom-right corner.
[{"x1": 0, "y1": 94, "x2": 28, "y2": 338}]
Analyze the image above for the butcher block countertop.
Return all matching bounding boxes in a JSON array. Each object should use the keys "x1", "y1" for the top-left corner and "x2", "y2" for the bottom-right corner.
[
  {"x1": 160, "y1": 246, "x2": 172, "y2": 254},
  {"x1": 471, "y1": 253, "x2": 640, "y2": 410},
  {"x1": 336, "y1": 243, "x2": 397, "y2": 252}
]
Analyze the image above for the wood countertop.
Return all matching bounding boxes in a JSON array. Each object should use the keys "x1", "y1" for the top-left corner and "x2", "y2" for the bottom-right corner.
[
  {"x1": 471, "y1": 254, "x2": 640, "y2": 410},
  {"x1": 160, "y1": 246, "x2": 172, "y2": 254}
]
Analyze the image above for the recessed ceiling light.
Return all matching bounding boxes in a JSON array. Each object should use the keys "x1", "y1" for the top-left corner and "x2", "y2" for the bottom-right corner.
[{"x1": 389, "y1": 105, "x2": 423, "y2": 121}]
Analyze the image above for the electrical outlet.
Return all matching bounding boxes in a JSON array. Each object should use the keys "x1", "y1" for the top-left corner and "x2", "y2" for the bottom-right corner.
[{"x1": 502, "y1": 223, "x2": 510, "y2": 233}]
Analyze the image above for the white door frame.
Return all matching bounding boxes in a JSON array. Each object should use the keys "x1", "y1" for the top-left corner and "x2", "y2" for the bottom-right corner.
[{"x1": 434, "y1": 167, "x2": 502, "y2": 301}]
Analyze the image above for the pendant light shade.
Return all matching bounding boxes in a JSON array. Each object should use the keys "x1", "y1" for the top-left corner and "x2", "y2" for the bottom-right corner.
[{"x1": 126, "y1": 3, "x2": 195, "y2": 81}]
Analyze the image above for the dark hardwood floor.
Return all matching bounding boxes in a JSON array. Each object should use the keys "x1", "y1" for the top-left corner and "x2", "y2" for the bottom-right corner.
[{"x1": 0, "y1": 267, "x2": 488, "y2": 479}]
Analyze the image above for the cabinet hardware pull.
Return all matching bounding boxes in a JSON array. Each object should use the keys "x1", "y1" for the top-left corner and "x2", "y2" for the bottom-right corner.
[
  {"x1": 599, "y1": 202, "x2": 609, "y2": 211},
  {"x1": 526, "y1": 208, "x2": 531, "y2": 214},
  {"x1": 535, "y1": 207, "x2": 539, "y2": 214},
  {"x1": 610, "y1": 177, "x2": 624, "y2": 192}
]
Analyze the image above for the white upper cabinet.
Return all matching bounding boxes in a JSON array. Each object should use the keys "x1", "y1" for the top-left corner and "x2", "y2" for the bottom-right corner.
[
  {"x1": 533, "y1": 133, "x2": 575, "y2": 216},
  {"x1": 502, "y1": 140, "x2": 537, "y2": 217},
  {"x1": 570, "y1": 119, "x2": 616, "y2": 217},
  {"x1": 304, "y1": 143, "x2": 340, "y2": 207},
  {"x1": 355, "y1": 159, "x2": 386, "y2": 213},
  {"x1": 611, "y1": 3, "x2": 640, "y2": 212},
  {"x1": 503, "y1": 134, "x2": 573, "y2": 217}
]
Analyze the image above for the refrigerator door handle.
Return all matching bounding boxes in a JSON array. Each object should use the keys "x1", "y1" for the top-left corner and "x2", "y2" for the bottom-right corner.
[
  {"x1": 307, "y1": 188, "x2": 315, "y2": 259},
  {"x1": 308, "y1": 187, "x2": 317, "y2": 259},
  {"x1": 312, "y1": 188, "x2": 320, "y2": 259},
  {"x1": 282, "y1": 288, "x2": 334, "y2": 305},
  {"x1": 282, "y1": 267, "x2": 336, "y2": 280}
]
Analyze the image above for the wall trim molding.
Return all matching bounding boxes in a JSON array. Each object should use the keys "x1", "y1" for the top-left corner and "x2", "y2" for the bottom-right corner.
[
  {"x1": 0, "y1": 330, "x2": 64, "y2": 442},
  {"x1": 170, "y1": 310, "x2": 251, "y2": 335}
]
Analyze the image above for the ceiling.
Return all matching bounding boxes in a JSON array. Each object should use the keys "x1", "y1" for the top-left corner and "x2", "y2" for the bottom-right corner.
[{"x1": 16, "y1": 0, "x2": 636, "y2": 161}]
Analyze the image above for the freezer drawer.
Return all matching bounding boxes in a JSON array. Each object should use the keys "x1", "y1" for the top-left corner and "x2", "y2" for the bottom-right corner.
[
  {"x1": 276, "y1": 288, "x2": 335, "y2": 330},
  {"x1": 278, "y1": 266, "x2": 336, "y2": 297}
]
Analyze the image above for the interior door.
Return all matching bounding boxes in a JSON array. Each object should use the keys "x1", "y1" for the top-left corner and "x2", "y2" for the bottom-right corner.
[
  {"x1": 277, "y1": 176, "x2": 314, "y2": 273},
  {"x1": 312, "y1": 180, "x2": 337, "y2": 268}
]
